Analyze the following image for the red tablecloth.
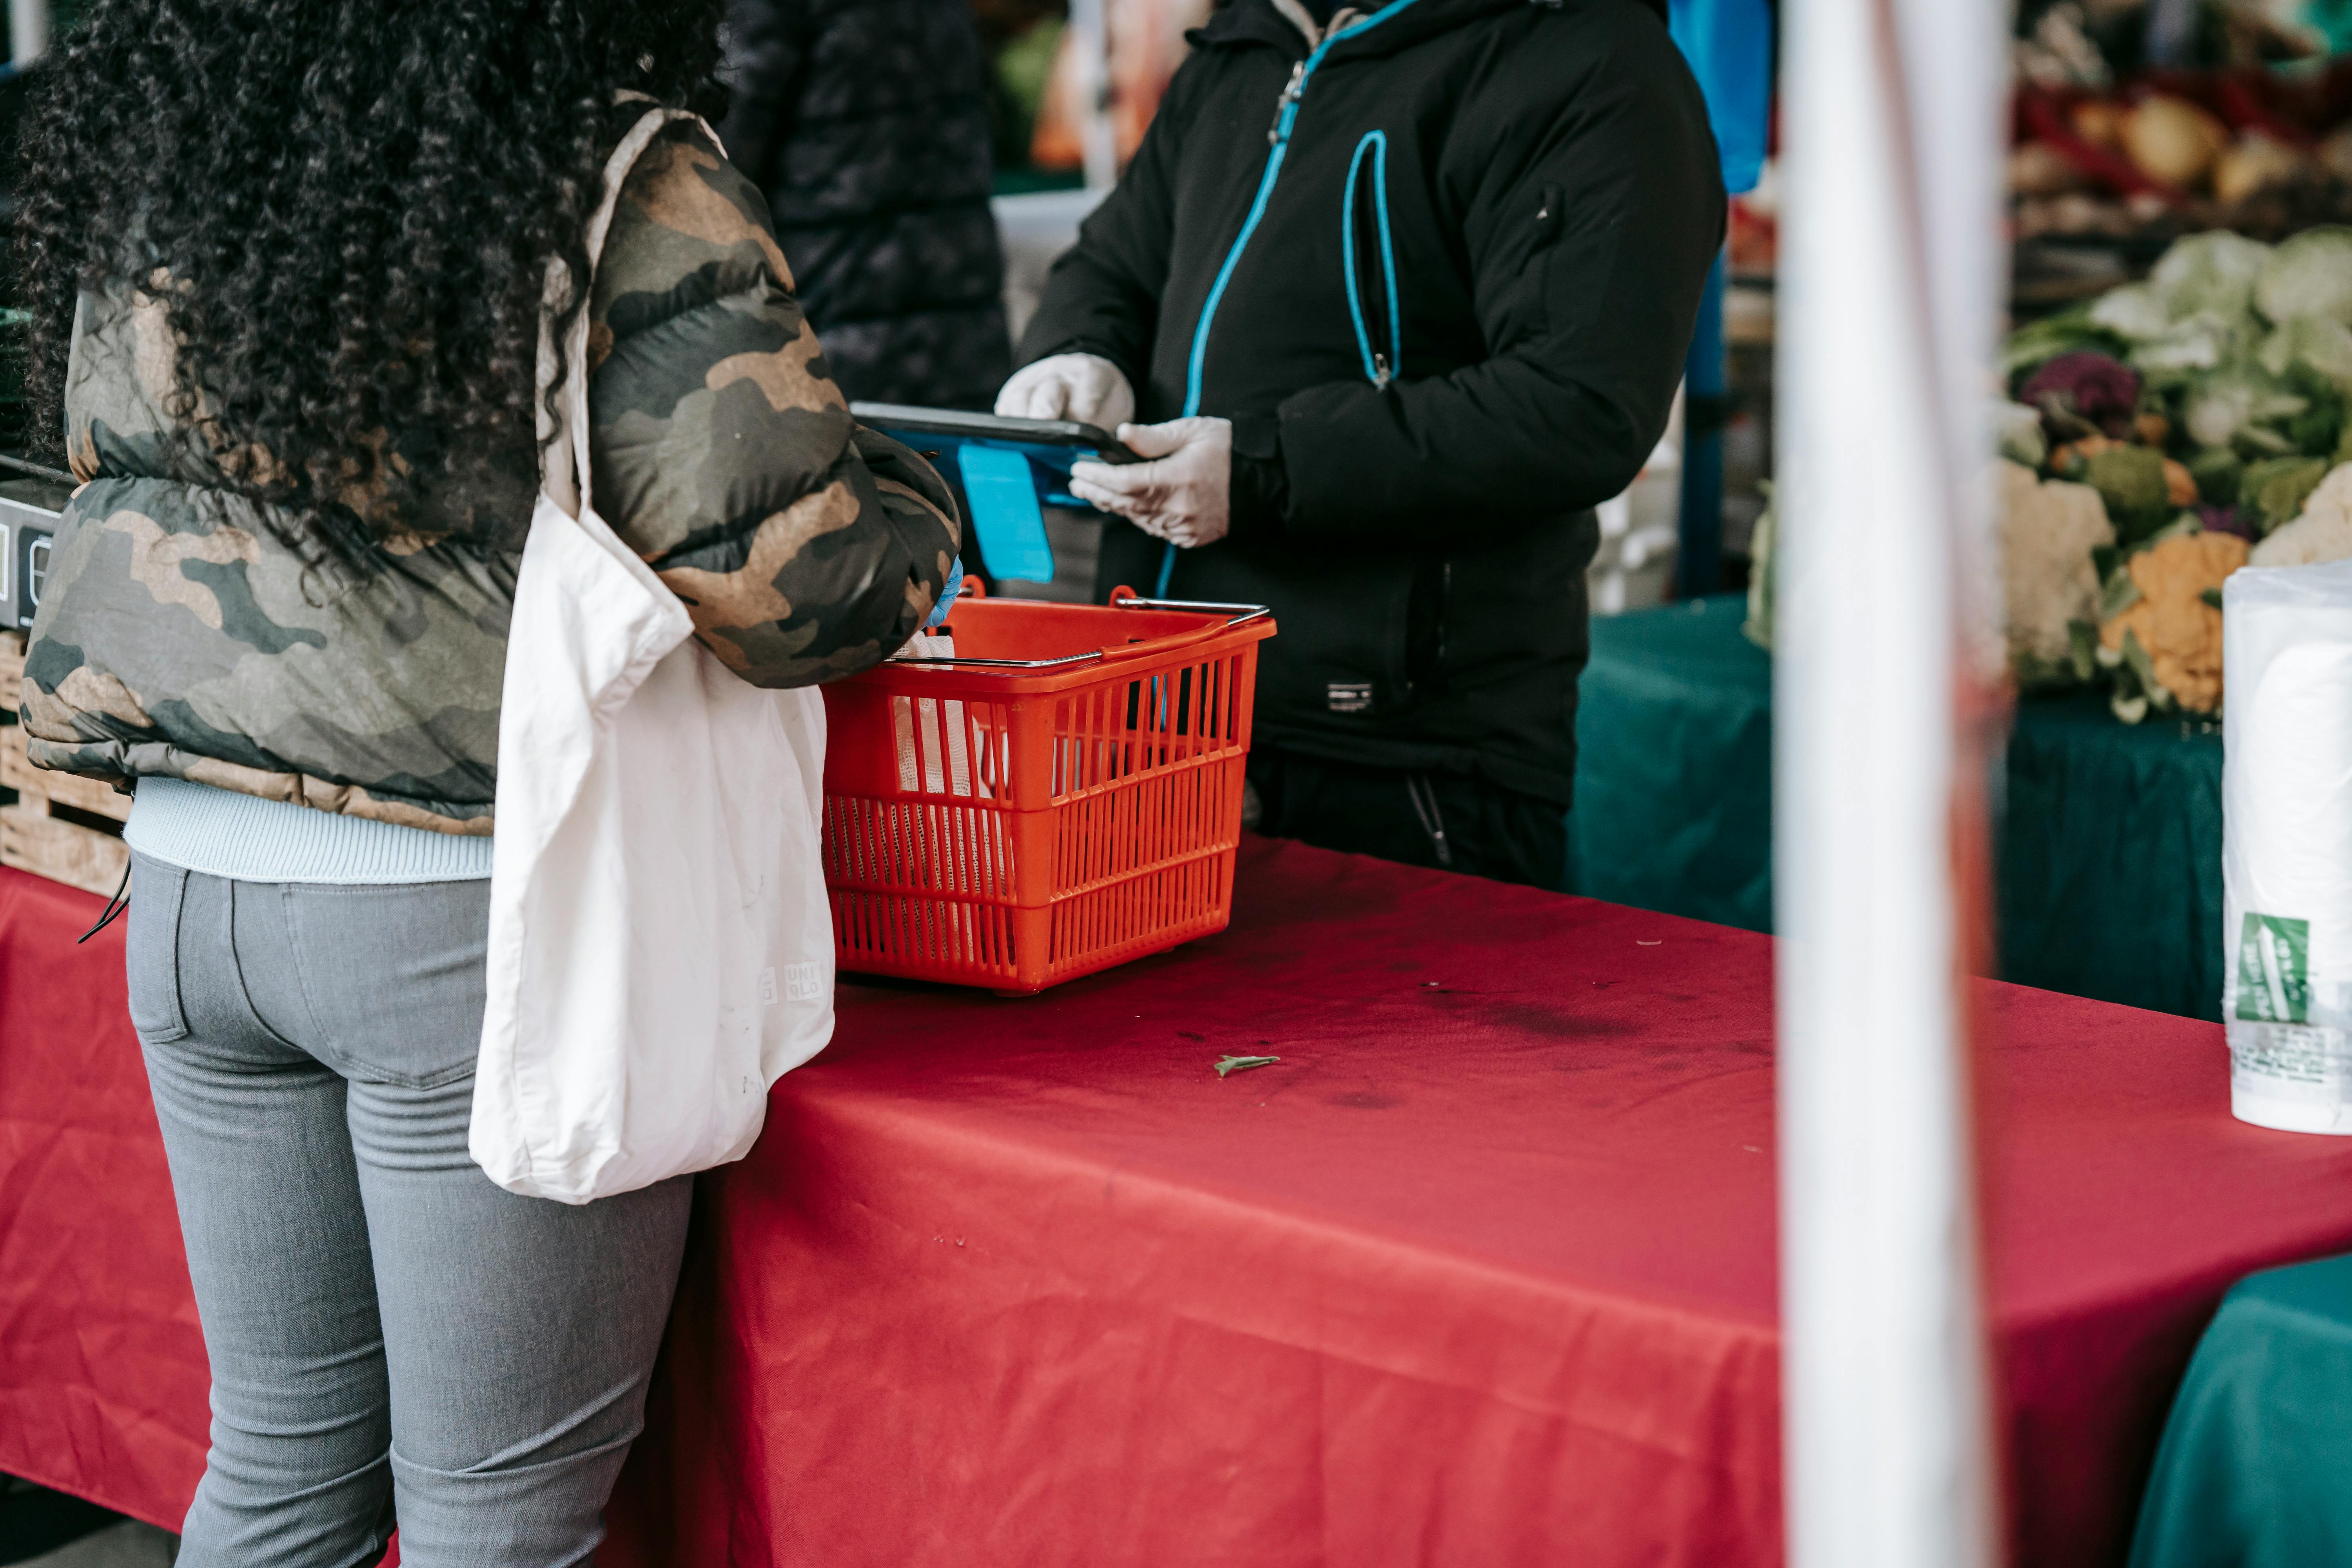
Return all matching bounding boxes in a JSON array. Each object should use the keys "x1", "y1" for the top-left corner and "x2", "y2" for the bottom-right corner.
[
  {"x1": 8, "y1": 845, "x2": 2352, "y2": 1566},
  {"x1": 0, "y1": 867, "x2": 208, "y2": 1524}
]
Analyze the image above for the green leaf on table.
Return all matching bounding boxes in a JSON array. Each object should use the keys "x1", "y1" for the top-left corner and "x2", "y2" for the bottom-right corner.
[{"x1": 1214, "y1": 1054, "x2": 1281, "y2": 1078}]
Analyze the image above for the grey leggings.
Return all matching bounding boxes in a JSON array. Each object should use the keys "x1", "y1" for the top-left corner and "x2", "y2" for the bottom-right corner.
[{"x1": 124, "y1": 855, "x2": 692, "y2": 1568}]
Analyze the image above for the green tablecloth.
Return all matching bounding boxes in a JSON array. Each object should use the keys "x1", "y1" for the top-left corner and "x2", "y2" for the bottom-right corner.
[
  {"x1": 1567, "y1": 598, "x2": 1776, "y2": 933},
  {"x1": 1568, "y1": 595, "x2": 2226, "y2": 1020},
  {"x1": 2128, "y1": 1252, "x2": 2352, "y2": 1568}
]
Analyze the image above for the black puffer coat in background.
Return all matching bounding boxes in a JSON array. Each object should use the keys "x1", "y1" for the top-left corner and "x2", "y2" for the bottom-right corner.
[{"x1": 717, "y1": 0, "x2": 1013, "y2": 408}]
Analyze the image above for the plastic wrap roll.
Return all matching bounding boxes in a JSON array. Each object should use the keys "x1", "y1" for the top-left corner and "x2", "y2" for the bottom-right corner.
[{"x1": 2222, "y1": 556, "x2": 2352, "y2": 1133}]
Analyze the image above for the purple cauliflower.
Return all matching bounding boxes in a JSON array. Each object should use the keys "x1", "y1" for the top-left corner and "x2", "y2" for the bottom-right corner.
[{"x1": 2019, "y1": 351, "x2": 2143, "y2": 441}]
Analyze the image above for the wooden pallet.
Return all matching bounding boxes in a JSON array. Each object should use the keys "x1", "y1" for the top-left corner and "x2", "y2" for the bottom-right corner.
[
  {"x1": 0, "y1": 630, "x2": 134, "y2": 897},
  {"x1": 2, "y1": 801, "x2": 130, "y2": 897}
]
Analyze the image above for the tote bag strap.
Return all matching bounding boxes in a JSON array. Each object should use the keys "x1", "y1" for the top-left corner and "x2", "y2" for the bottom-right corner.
[{"x1": 535, "y1": 100, "x2": 720, "y2": 519}]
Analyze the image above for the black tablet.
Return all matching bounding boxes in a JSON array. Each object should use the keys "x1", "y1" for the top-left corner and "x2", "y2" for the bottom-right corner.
[{"x1": 850, "y1": 402, "x2": 1144, "y2": 464}]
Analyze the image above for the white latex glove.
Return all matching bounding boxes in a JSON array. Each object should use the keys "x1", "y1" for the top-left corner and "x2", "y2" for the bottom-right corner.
[
  {"x1": 1068, "y1": 417, "x2": 1232, "y2": 550},
  {"x1": 995, "y1": 352, "x2": 1137, "y2": 430}
]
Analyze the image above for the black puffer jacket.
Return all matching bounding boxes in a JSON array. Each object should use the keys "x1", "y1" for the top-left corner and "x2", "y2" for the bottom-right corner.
[
  {"x1": 717, "y1": 0, "x2": 1013, "y2": 409},
  {"x1": 1020, "y1": 0, "x2": 1721, "y2": 804}
]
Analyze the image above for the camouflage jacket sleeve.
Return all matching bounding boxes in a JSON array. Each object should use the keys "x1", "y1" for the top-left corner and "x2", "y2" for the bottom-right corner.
[{"x1": 587, "y1": 121, "x2": 961, "y2": 687}]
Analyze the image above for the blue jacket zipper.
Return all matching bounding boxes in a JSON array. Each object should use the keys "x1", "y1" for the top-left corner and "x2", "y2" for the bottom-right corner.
[
  {"x1": 1342, "y1": 129, "x2": 1401, "y2": 388},
  {"x1": 1155, "y1": 0, "x2": 1433, "y2": 596}
]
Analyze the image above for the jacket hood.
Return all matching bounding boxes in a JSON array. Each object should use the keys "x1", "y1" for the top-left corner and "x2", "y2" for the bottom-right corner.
[{"x1": 1197, "y1": 0, "x2": 1669, "y2": 56}]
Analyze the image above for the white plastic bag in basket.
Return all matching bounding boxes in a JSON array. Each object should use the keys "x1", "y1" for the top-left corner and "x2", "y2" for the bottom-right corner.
[{"x1": 890, "y1": 633, "x2": 974, "y2": 797}]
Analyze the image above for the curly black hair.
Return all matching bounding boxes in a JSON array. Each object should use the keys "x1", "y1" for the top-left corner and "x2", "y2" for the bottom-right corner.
[{"x1": 15, "y1": 0, "x2": 728, "y2": 564}]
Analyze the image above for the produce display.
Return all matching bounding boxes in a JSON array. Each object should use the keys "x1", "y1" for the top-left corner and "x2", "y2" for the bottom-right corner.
[
  {"x1": 2251, "y1": 461, "x2": 2352, "y2": 562},
  {"x1": 2000, "y1": 461, "x2": 2116, "y2": 670},
  {"x1": 2001, "y1": 226, "x2": 2352, "y2": 719},
  {"x1": 2015, "y1": 82, "x2": 2352, "y2": 241},
  {"x1": 2011, "y1": 4, "x2": 2352, "y2": 244},
  {"x1": 2098, "y1": 528, "x2": 2249, "y2": 717}
]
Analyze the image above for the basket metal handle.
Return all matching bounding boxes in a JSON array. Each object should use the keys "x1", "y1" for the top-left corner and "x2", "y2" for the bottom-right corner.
[
  {"x1": 1109, "y1": 594, "x2": 1273, "y2": 628},
  {"x1": 887, "y1": 649, "x2": 1106, "y2": 670},
  {"x1": 1096, "y1": 592, "x2": 1272, "y2": 661}
]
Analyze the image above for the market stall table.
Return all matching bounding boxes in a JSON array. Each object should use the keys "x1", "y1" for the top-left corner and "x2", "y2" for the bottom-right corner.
[
  {"x1": 2126, "y1": 1251, "x2": 2352, "y2": 1568},
  {"x1": 6, "y1": 842, "x2": 2352, "y2": 1567},
  {"x1": 1570, "y1": 594, "x2": 2226, "y2": 1019}
]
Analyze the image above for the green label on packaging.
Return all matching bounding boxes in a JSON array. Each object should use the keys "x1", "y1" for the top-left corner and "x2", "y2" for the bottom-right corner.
[{"x1": 2237, "y1": 914, "x2": 2312, "y2": 1024}]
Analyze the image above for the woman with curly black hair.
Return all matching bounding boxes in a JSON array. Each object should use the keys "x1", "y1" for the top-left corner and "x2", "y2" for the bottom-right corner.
[{"x1": 13, "y1": 1, "x2": 961, "y2": 1561}]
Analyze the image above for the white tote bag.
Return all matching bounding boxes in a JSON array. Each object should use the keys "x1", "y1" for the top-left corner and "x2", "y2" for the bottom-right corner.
[{"x1": 471, "y1": 107, "x2": 836, "y2": 1204}]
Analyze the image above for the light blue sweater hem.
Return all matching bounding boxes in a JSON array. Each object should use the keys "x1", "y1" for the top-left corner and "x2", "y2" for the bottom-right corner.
[{"x1": 124, "y1": 777, "x2": 494, "y2": 885}]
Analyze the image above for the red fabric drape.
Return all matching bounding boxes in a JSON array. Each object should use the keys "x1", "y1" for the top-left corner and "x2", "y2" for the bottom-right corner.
[
  {"x1": 8, "y1": 844, "x2": 2352, "y2": 1565},
  {"x1": 0, "y1": 867, "x2": 207, "y2": 1524}
]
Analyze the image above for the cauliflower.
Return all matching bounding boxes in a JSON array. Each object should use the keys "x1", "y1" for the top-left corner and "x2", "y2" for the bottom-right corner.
[
  {"x1": 2130, "y1": 312, "x2": 2246, "y2": 380},
  {"x1": 2099, "y1": 530, "x2": 2249, "y2": 715},
  {"x1": 2255, "y1": 227, "x2": 2352, "y2": 328},
  {"x1": 1995, "y1": 401, "x2": 2048, "y2": 469},
  {"x1": 2250, "y1": 463, "x2": 2352, "y2": 568},
  {"x1": 2089, "y1": 282, "x2": 2174, "y2": 341},
  {"x1": 2183, "y1": 363, "x2": 2310, "y2": 452},
  {"x1": 2000, "y1": 461, "x2": 2114, "y2": 671},
  {"x1": 2259, "y1": 315, "x2": 2352, "y2": 387},
  {"x1": 2151, "y1": 230, "x2": 2272, "y2": 321},
  {"x1": 2020, "y1": 351, "x2": 2141, "y2": 439}
]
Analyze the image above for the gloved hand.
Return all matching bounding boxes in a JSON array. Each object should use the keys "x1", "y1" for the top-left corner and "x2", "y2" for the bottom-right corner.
[
  {"x1": 995, "y1": 352, "x2": 1137, "y2": 431},
  {"x1": 1068, "y1": 417, "x2": 1232, "y2": 550}
]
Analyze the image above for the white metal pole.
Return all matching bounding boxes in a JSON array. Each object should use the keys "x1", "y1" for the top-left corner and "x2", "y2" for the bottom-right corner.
[
  {"x1": 1775, "y1": 0, "x2": 2005, "y2": 1564},
  {"x1": 8, "y1": 0, "x2": 47, "y2": 67}
]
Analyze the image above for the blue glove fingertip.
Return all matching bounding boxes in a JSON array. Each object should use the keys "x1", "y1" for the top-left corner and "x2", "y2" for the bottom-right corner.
[{"x1": 926, "y1": 556, "x2": 965, "y2": 629}]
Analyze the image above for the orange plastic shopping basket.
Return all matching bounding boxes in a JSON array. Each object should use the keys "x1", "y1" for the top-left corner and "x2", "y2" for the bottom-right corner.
[{"x1": 820, "y1": 584, "x2": 1276, "y2": 994}]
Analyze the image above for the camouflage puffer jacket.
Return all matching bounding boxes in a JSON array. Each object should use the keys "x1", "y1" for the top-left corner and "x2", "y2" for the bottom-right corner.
[{"x1": 18, "y1": 118, "x2": 960, "y2": 835}]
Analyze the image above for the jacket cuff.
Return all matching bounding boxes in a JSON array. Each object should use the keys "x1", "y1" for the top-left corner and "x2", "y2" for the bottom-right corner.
[{"x1": 1227, "y1": 413, "x2": 1290, "y2": 543}]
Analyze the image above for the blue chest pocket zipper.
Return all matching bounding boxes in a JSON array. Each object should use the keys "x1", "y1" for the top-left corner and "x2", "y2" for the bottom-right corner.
[{"x1": 1342, "y1": 130, "x2": 1401, "y2": 388}]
